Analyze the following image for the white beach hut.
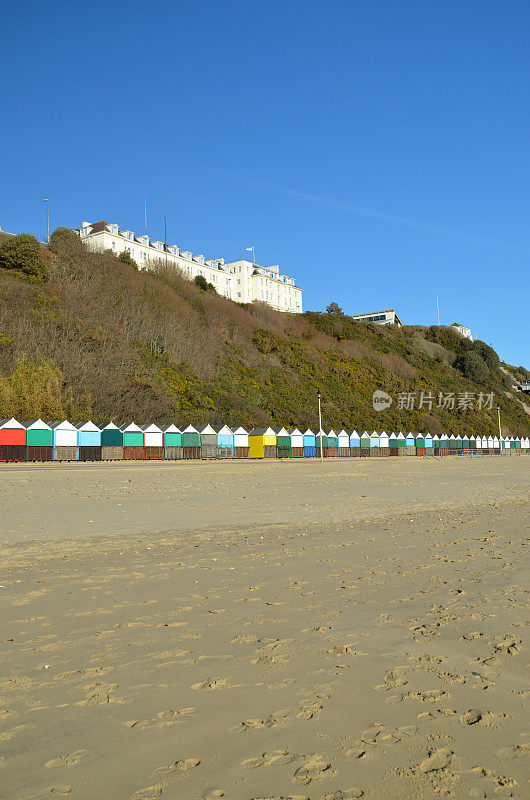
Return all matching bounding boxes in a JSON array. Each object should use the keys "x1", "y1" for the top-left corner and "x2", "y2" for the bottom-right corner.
[
  {"x1": 50, "y1": 420, "x2": 79, "y2": 460},
  {"x1": 141, "y1": 423, "x2": 163, "y2": 448}
]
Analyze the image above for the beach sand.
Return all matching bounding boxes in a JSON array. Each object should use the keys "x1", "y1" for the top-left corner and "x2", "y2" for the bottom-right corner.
[{"x1": 0, "y1": 457, "x2": 528, "y2": 799}]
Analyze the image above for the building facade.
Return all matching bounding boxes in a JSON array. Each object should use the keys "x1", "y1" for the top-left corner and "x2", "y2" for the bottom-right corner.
[
  {"x1": 76, "y1": 221, "x2": 302, "y2": 313},
  {"x1": 451, "y1": 322, "x2": 473, "y2": 341},
  {"x1": 349, "y1": 309, "x2": 403, "y2": 326}
]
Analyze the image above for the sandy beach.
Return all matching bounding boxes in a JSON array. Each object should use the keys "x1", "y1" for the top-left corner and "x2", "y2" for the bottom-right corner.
[{"x1": 0, "y1": 457, "x2": 528, "y2": 800}]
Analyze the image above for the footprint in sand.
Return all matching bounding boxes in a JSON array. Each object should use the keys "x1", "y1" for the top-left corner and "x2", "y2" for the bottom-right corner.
[
  {"x1": 45, "y1": 750, "x2": 85, "y2": 768},
  {"x1": 293, "y1": 754, "x2": 333, "y2": 784},
  {"x1": 132, "y1": 784, "x2": 164, "y2": 799},
  {"x1": 419, "y1": 748, "x2": 453, "y2": 772},
  {"x1": 191, "y1": 678, "x2": 229, "y2": 690},
  {"x1": 50, "y1": 787, "x2": 72, "y2": 797},
  {"x1": 323, "y1": 791, "x2": 364, "y2": 800},
  {"x1": 242, "y1": 750, "x2": 296, "y2": 768},
  {"x1": 124, "y1": 708, "x2": 196, "y2": 729}
]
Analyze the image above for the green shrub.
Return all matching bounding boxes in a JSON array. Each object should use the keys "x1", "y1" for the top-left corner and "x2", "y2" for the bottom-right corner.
[
  {"x1": 49, "y1": 227, "x2": 86, "y2": 258},
  {"x1": 326, "y1": 301, "x2": 343, "y2": 314},
  {"x1": 118, "y1": 250, "x2": 139, "y2": 270},
  {"x1": 0, "y1": 234, "x2": 47, "y2": 279},
  {"x1": 194, "y1": 274, "x2": 209, "y2": 291},
  {"x1": 455, "y1": 351, "x2": 489, "y2": 384},
  {"x1": 473, "y1": 339, "x2": 500, "y2": 371}
]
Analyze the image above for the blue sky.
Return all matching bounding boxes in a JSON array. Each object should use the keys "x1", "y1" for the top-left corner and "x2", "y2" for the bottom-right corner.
[{"x1": 1, "y1": 1, "x2": 528, "y2": 365}]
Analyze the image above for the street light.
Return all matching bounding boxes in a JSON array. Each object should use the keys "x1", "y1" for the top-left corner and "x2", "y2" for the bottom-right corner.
[
  {"x1": 42, "y1": 199, "x2": 50, "y2": 244},
  {"x1": 317, "y1": 390, "x2": 324, "y2": 463},
  {"x1": 497, "y1": 404, "x2": 502, "y2": 455}
]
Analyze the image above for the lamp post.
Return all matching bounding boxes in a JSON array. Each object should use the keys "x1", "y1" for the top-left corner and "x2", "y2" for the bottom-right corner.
[
  {"x1": 317, "y1": 390, "x2": 324, "y2": 463},
  {"x1": 497, "y1": 404, "x2": 502, "y2": 455},
  {"x1": 42, "y1": 198, "x2": 50, "y2": 244}
]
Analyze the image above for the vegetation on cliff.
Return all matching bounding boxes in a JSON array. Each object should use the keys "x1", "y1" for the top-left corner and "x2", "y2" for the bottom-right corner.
[{"x1": 0, "y1": 229, "x2": 528, "y2": 435}]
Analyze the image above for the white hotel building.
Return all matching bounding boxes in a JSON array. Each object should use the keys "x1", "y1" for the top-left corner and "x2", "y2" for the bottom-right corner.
[{"x1": 76, "y1": 221, "x2": 302, "y2": 313}]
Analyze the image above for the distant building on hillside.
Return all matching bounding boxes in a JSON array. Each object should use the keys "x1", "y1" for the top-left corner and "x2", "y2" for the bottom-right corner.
[
  {"x1": 75, "y1": 221, "x2": 302, "y2": 314},
  {"x1": 350, "y1": 309, "x2": 403, "y2": 327},
  {"x1": 451, "y1": 322, "x2": 473, "y2": 341}
]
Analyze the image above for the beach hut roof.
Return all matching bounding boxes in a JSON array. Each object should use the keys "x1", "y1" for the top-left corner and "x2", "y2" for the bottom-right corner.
[
  {"x1": 327, "y1": 429, "x2": 337, "y2": 437},
  {"x1": 303, "y1": 428, "x2": 315, "y2": 436},
  {"x1": 23, "y1": 419, "x2": 52, "y2": 430},
  {"x1": 379, "y1": 431, "x2": 388, "y2": 437},
  {"x1": 161, "y1": 424, "x2": 181, "y2": 433},
  {"x1": 101, "y1": 422, "x2": 120, "y2": 430},
  {"x1": 455, "y1": 434, "x2": 462, "y2": 440},
  {"x1": 140, "y1": 423, "x2": 162, "y2": 433},
  {"x1": 433, "y1": 433, "x2": 440, "y2": 440},
  {"x1": 196, "y1": 423, "x2": 217, "y2": 435},
  {"x1": 211, "y1": 424, "x2": 233, "y2": 435},
  {"x1": 337, "y1": 429, "x2": 348, "y2": 437},
  {"x1": 389, "y1": 432, "x2": 397, "y2": 438},
  {"x1": 49, "y1": 420, "x2": 77, "y2": 431},
  {"x1": 232, "y1": 426, "x2": 248, "y2": 435},
  {"x1": 182, "y1": 424, "x2": 199, "y2": 433},
  {"x1": 425, "y1": 432, "x2": 432, "y2": 437},
  {"x1": 287, "y1": 428, "x2": 302, "y2": 436},
  {"x1": 74, "y1": 420, "x2": 101, "y2": 432},
  {"x1": 360, "y1": 431, "x2": 370, "y2": 438},
  {"x1": 416, "y1": 432, "x2": 424, "y2": 437},
  {"x1": 397, "y1": 431, "x2": 405, "y2": 438},
  {"x1": 0, "y1": 418, "x2": 24, "y2": 429},
  {"x1": 249, "y1": 427, "x2": 275, "y2": 436},
  {"x1": 119, "y1": 422, "x2": 142, "y2": 433},
  {"x1": 349, "y1": 429, "x2": 359, "y2": 437},
  {"x1": 449, "y1": 433, "x2": 456, "y2": 439},
  {"x1": 406, "y1": 432, "x2": 415, "y2": 438},
  {"x1": 273, "y1": 427, "x2": 289, "y2": 436},
  {"x1": 370, "y1": 430, "x2": 379, "y2": 437}
]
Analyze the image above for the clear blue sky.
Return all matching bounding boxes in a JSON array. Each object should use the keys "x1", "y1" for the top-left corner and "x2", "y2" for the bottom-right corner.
[{"x1": 1, "y1": 1, "x2": 528, "y2": 366}]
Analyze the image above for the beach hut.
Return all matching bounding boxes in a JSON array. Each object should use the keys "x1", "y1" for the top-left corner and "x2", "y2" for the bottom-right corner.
[
  {"x1": 288, "y1": 428, "x2": 304, "y2": 458},
  {"x1": 24, "y1": 419, "x2": 53, "y2": 461},
  {"x1": 181, "y1": 424, "x2": 200, "y2": 446},
  {"x1": 522, "y1": 437, "x2": 529, "y2": 450},
  {"x1": 348, "y1": 429, "x2": 360, "y2": 457},
  {"x1": 100, "y1": 422, "x2": 123, "y2": 459},
  {"x1": 438, "y1": 433, "x2": 449, "y2": 449},
  {"x1": 359, "y1": 431, "x2": 370, "y2": 455},
  {"x1": 303, "y1": 428, "x2": 317, "y2": 458},
  {"x1": 141, "y1": 424, "x2": 164, "y2": 459},
  {"x1": 415, "y1": 433, "x2": 425, "y2": 448},
  {"x1": 273, "y1": 427, "x2": 291, "y2": 458},
  {"x1": 75, "y1": 421, "x2": 102, "y2": 461},
  {"x1": 388, "y1": 431, "x2": 399, "y2": 456},
  {"x1": 196, "y1": 424, "x2": 219, "y2": 459},
  {"x1": 461, "y1": 435, "x2": 470, "y2": 449},
  {"x1": 212, "y1": 425, "x2": 234, "y2": 459},
  {"x1": 349, "y1": 429, "x2": 360, "y2": 447},
  {"x1": 233, "y1": 426, "x2": 249, "y2": 458},
  {"x1": 316, "y1": 429, "x2": 328, "y2": 452},
  {"x1": 432, "y1": 433, "x2": 440, "y2": 449},
  {"x1": 379, "y1": 431, "x2": 389, "y2": 449},
  {"x1": 51, "y1": 420, "x2": 79, "y2": 461},
  {"x1": 325, "y1": 430, "x2": 338, "y2": 457},
  {"x1": 486, "y1": 435, "x2": 494, "y2": 449},
  {"x1": 0, "y1": 418, "x2": 26, "y2": 462},
  {"x1": 448, "y1": 434, "x2": 457, "y2": 451},
  {"x1": 514, "y1": 437, "x2": 521, "y2": 450},
  {"x1": 370, "y1": 431, "x2": 380, "y2": 449},
  {"x1": 162, "y1": 424, "x2": 182, "y2": 459},
  {"x1": 424, "y1": 433, "x2": 433, "y2": 449},
  {"x1": 396, "y1": 432, "x2": 406, "y2": 456},
  {"x1": 248, "y1": 427, "x2": 277, "y2": 459},
  {"x1": 404, "y1": 432, "x2": 415, "y2": 455},
  {"x1": 337, "y1": 429, "x2": 350, "y2": 456},
  {"x1": 455, "y1": 435, "x2": 463, "y2": 450},
  {"x1": 180, "y1": 424, "x2": 201, "y2": 459},
  {"x1": 493, "y1": 436, "x2": 500, "y2": 451},
  {"x1": 120, "y1": 423, "x2": 145, "y2": 459}
]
